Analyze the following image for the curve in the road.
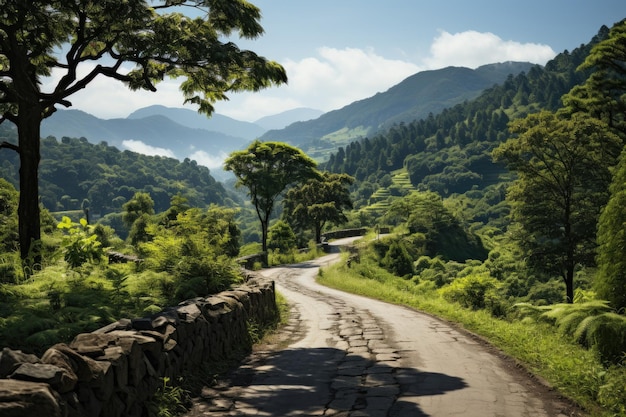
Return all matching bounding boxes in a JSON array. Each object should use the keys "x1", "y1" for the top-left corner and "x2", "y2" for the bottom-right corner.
[{"x1": 185, "y1": 250, "x2": 580, "y2": 417}]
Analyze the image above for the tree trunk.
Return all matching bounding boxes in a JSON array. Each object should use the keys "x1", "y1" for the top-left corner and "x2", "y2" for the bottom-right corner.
[
  {"x1": 17, "y1": 103, "x2": 42, "y2": 265},
  {"x1": 315, "y1": 224, "x2": 322, "y2": 244},
  {"x1": 564, "y1": 268, "x2": 574, "y2": 304},
  {"x1": 260, "y1": 219, "x2": 268, "y2": 266}
]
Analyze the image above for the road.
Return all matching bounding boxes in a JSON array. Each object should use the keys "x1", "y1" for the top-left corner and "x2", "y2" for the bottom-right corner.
[{"x1": 185, "y1": 239, "x2": 580, "y2": 416}]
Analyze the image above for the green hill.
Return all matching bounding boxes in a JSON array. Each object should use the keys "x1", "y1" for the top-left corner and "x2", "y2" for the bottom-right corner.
[{"x1": 259, "y1": 62, "x2": 535, "y2": 154}]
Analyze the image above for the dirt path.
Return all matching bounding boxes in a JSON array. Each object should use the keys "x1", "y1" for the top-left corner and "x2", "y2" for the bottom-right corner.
[{"x1": 184, "y1": 242, "x2": 582, "y2": 416}]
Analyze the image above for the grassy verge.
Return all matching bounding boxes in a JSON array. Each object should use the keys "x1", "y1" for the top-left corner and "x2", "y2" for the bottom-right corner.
[{"x1": 317, "y1": 255, "x2": 624, "y2": 417}]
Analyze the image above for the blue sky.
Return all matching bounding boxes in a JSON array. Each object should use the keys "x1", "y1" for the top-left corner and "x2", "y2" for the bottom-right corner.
[{"x1": 51, "y1": 1, "x2": 625, "y2": 122}]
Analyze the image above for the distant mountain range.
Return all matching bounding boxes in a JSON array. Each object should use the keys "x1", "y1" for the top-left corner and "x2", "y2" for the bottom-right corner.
[
  {"x1": 258, "y1": 62, "x2": 535, "y2": 154},
  {"x1": 40, "y1": 61, "x2": 533, "y2": 169},
  {"x1": 41, "y1": 105, "x2": 322, "y2": 166}
]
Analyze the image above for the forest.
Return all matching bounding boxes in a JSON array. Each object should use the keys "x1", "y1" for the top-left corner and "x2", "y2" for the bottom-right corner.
[{"x1": 1, "y1": 4, "x2": 625, "y2": 415}]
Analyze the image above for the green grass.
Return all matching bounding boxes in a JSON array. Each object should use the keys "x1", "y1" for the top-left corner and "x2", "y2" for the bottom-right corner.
[{"x1": 317, "y1": 255, "x2": 625, "y2": 417}]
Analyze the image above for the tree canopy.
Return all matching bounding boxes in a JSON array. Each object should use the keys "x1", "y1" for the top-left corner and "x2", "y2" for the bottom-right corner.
[
  {"x1": 0, "y1": 0, "x2": 287, "y2": 261},
  {"x1": 596, "y1": 150, "x2": 626, "y2": 312},
  {"x1": 493, "y1": 111, "x2": 621, "y2": 302},
  {"x1": 224, "y1": 140, "x2": 319, "y2": 262},
  {"x1": 283, "y1": 172, "x2": 354, "y2": 243}
]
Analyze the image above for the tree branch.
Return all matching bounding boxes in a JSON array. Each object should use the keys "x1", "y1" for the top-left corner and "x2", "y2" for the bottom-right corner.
[{"x1": 0, "y1": 140, "x2": 19, "y2": 153}]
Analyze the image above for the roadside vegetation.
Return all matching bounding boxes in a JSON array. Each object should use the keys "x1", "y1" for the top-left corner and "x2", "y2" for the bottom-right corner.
[{"x1": 317, "y1": 241, "x2": 625, "y2": 416}]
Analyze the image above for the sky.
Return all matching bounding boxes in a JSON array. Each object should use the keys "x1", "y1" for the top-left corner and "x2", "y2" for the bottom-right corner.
[{"x1": 44, "y1": 1, "x2": 626, "y2": 123}]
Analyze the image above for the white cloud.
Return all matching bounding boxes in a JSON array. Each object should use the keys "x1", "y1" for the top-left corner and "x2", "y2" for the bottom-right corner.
[
  {"x1": 122, "y1": 140, "x2": 176, "y2": 158},
  {"x1": 41, "y1": 63, "x2": 193, "y2": 120},
  {"x1": 423, "y1": 30, "x2": 556, "y2": 69},
  {"x1": 187, "y1": 150, "x2": 228, "y2": 170},
  {"x1": 215, "y1": 34, "x2": 555, "y2": 121},
  {"x1": 40, "y1": 30, "x2": 557, "y2": 122},
  {"x1": 216, "y1": 47, "x2": 420, "y2": 120}
]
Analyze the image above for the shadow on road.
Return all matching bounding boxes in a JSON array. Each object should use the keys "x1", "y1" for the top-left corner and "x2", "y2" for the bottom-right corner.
[{"x1": 191, "y1": 347, "x2": 467, "y2": 416}]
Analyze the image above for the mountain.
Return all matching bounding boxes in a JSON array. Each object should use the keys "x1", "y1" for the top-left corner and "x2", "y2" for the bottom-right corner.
[
  {"x1": 127, "y1": 105, "x2": 265, "y2": 140},
  {"x1": 322, "y1": 27, "x2": 605, "y2": 208},
  {"x1": 39, "y1": 106, "x2": 327, "y2": 170},
  {"x1": 41, "y1": 109, "x2": 249, "y2": 159},
  {"x1": 258, "y1": 62, "x2": 535, "y2": 153},
  {"x1": 254, "y1": 107, "x2": 324, "y2": 130}
]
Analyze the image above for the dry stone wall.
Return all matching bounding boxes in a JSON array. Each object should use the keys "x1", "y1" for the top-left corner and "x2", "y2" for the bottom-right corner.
[{"x1": 0, "y1": 274, "x2": 277, "y2": 417}]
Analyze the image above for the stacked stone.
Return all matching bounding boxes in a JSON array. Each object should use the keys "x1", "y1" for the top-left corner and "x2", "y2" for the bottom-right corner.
[{"x1": 0, "y1": 276, "x2": 276, "y2": 417}]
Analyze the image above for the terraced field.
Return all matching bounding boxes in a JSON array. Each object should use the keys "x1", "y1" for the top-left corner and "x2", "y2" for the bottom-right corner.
[{"x1": 362, "y1": 169, "x2": 416, "y2": 215}]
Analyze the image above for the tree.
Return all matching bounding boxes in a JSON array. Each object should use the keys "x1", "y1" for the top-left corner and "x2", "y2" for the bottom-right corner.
[
  {"x1": 0, "y1": 1, "x2": 287, "y2": 262},
  {"x1": 595, "y1": 149, "x2": 626, "y2": 312},
  {"x1": 562, "y1": 19, "x2": 626, "y2": 138},
  {"x1": 224, "y1": 140, "x2": 319, "y2": 263},
  {"x1": 268, "y1": 220, "x2": 296, "y2": 253},
  {"x1": 382, "y1": 241, "x2": 414, "y2": 278},
  {"x1": 283, "y1": 172, "x2": 354, "y2": 243},
  {"x1": 122, "y1": 192, "x2": 155, "y2": 229},
  {"x1": 493, "y1": 111, "x2": 621, "y2": 303}
]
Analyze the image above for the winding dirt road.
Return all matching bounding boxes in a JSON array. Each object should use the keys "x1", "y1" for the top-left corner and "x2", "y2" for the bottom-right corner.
[{"x1": 186, "y1": 239, "x2": 581, "y2": 416}]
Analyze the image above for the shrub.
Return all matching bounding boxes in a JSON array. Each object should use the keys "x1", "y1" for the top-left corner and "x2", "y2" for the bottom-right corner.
[
  {"x1": 57, "y1": 217, "x2": 104, "y2": 268},
  {"x1": 440, "y1": 273, "x2": 500, "y2": 310},
  {"x1": 381, "y1": 241, "x2": 414, "y2": 277}
]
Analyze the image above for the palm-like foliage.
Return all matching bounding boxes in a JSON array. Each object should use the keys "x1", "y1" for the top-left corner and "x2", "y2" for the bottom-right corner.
[{"x1": 514, "y1": 300, "x2": 626, "y2": 365}]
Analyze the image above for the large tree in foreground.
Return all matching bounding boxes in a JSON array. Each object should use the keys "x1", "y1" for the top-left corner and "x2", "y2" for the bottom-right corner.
[
  {"x1": 224, "y1": 141, "x2": 319, "y2": 263},
  {"x1": 0, "y1": 0, "x2": 287, "y2": 262},
  {"x1": 493, "y1": 111, "x2": 621, "y2": 303}
]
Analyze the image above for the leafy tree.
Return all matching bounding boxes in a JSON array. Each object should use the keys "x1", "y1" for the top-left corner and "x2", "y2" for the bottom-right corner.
[
  {"x1": 381, "y1": 241, "x2": 414, "y2": 278},
  {"x1": 562, "y1": 19, "x2": 626, "y2": 137},
  {"x1": 224, "y1": 141, "x2": 319, "y2": 263},
  {"x1": 122, "y1": 192, "x2": 155, "y2": 229},
  {"x1": 493, "y1": 111, "x2": 621, "y2": 303},
  {"x1": 268, "y1": 220, "x2": 296, "y2": 253},
  {"x1": 283, "y1": 172, "x2": 355, "y2": 243},
  {"x1": 385, "y1": 191, "x2": 487, "y2": 261},
  {"x1": 596, "y1": 149, "x2": 626, "y2": 312},
  {"x1": 0, "y1": 1, "x2": 287, "y2": 262}
]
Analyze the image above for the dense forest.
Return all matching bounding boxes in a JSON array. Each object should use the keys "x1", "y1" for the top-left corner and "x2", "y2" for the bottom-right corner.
[
  {"x1": 322, "y1": 29, "x2": 600, "y2": 199},
  {"x1": 0, "y1": 129, "x2": 233, "y2": 236},
  {"x1": 1, "y1": 13, "x2": 626, "y2": 416}
]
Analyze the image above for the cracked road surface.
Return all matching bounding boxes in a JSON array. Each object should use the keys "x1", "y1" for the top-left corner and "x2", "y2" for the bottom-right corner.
[{"x1": 185, "y1": 239, "x2": 580, "y2": 416}]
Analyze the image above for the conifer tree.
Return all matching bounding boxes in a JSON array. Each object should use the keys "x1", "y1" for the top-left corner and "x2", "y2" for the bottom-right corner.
[{"x1": 596, "y1": 149, "x2": 626, "y2": 312}]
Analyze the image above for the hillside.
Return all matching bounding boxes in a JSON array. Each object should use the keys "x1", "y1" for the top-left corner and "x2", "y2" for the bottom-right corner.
[
  {"x1": 127, "y1": 105, "x2": 265, "y2": 140},
  {"x1": 324, "y1": 28, "x2": 608, "y2": 212},
  {"x1": 254, "y1": 107, "x2": 324, "y2": 130},
  {"x1": 41, "y1": 109, "x2": 249, "y2": 159},
  {"x1": 0, "y1": 132, "x2": 232, "y2": 225},
  {"x1": 258, "y1": 62, "x2": 535, "y2": 158},
  {"x1": 38, "y1": 106, "x2": 322, "y2": 171}
]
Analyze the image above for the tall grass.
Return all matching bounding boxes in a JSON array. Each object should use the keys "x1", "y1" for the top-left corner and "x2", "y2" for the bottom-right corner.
[{"x1": 317, "y1": 255, "x2": 625, "y2": 416}]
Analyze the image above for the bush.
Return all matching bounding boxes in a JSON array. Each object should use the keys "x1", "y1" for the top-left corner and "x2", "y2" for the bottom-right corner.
[
  {"x1": 381, "y1": 241, "x2": 414, "y2": 277},
  {"x1": 440, "y1": 273, "x2": 500, "y2": 310},
  {"x1": 57, "y1": 217, "x2": 104, "y2": 268}
]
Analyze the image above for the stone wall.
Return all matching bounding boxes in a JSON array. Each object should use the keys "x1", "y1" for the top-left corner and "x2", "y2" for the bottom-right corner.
[
  {"x1": 0, "y1": 274, "x2": 277, "y2": 417},
  {"x1": 322, "y1": 228, "x2": 368, "y2": 240}
]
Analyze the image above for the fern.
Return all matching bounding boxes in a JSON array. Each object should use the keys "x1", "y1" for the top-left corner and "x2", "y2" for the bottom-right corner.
[
  {"x1": 577, "y1": 313, "x2": 626, "y2": 365},
  {"x1": 540, "y1": 300, "x2": 612, "y2": 326},
  {"x1": 511, "y1": 302, "x2": 552, "y2": 321},
  {"x1": 514, "y1": 301, "x2": 626, "y2": 365}
]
